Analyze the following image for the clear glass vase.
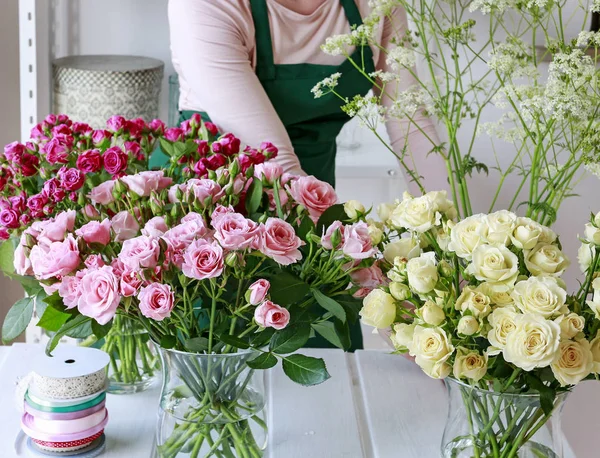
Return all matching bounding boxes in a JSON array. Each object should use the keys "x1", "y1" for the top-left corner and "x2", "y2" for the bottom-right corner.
[
  {"x1": 101, "y1": 315, "x2": 159, "y2": 394},
  {"x1": 155, "y1": 347, "x2": 268, "y2": 458},
  {"x1": 442, "y1": 378, "x2": 569, "y2": 458}
]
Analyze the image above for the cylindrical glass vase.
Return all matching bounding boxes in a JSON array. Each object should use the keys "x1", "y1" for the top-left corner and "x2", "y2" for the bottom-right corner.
[
  {"x1": 442, "y1": 377, "x2": 569, "y2": 458},
  {"x1": 155, "y1": 347, "x2": 267, "y2": 458}
]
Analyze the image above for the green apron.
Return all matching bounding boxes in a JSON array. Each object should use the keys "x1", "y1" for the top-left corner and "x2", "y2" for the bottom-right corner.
[{"x1": 153, "y1": 0, "x2": 376, "y2": 350}]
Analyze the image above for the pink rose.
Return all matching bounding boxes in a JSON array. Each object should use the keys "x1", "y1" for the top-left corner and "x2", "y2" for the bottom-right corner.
[
  {"x1": 20, "y1": 153, "x2": 39, "y2": 177},
  {"x1": 212, "y1": 133, "x2": 240, "y2": 156},
  {"x1": 353, "y1": 288, "x2": 371, "y2": 299},
  {"x1": 181, "y1": 212, "x2": 205, "y2": 224},
  {"x1": 58, "y1": 275, "x2": 81, "y2": 309},
  {"x1": 120, "y1": 171, "x2": 173, "y2": 197},
  {"x1": 202, "y1": 154, "x2": 227, "y2": 171},
  {"x1": 76, "y1": 149, "x2": 102, "y2": 173},
  {"x1": 120, "y1": 268, "x2": 142, "y2": 297},
  {"x1": 9, "y1": 195, "x2": 26, "y2": 214},
  {"x1": 4, "y1": 142, "x2": 25, "y2": 162},
  {"x1": 248, "y1": 279, "x2": 270, "y2": 306},
  {"x1": 0, "y1": 208, "x2": 20, "y2": 229},
  {"x1": 260, "y1": 141, "x2": 278, "y2": 159},
  {"x1": 182, "y1": 239, "x2": 224, "y2": 280},
  {"x1": 289, "y1": 176, "x2": 338, "y2": 222},
  {"x1": 149, "y1": 119, "x2": 166, "y2": 135},
  {"x1": 342, "y1": 222, "x2": 377, "y2": 260},
  {"x1": 77, "y1": 266, "x2": 120, "y2": 325},
  {"x1": 167, "y1": 184, "x2": 185, "y2": 203},
  {"x1": 118, "y1": 235, "x2": 161, "y2": 270},
  {"x1": 83, "y1": 204, "x2": 100, "y2": 220},
  {"x1": 162, "y1": 219, "x2": 208, "y2": 268},
  {"x1": 29, "y1": 234, "x2": 80, "y2": 280},
  {"x1": 350, "y1": 264, "x2": 386, "y2": 289},
  {"x1": 213, "y1": 213, "x2": 262, "y2": 250},
  {"x1": 165, "y1": 127, "x2": 184, "y2": 142},
  {"x1": 254, "y1": 163, "x2": 283, "y2": 184},
  {"x1": 259, "y1": 218, "x2": 303, "y2": 265},
  {"x1": 103, "y1": 146, "x2": 128, "y2": 176},
  {"x1": 58, "y1": 167, "x2": 85, "y2": 191},
  {"x1": 107, "y1": 115, "x2": 127, "y2": 132},
  {"x1": 76, "y1": 219, "x2": 111, "y2": 245},
  {"x1": 27, "y1": 194, "x2": 48, "y2": 217},
  {"x1": 254, "y1": 300, "x2": 290, "y2": 330},
  {"x1": 72, "y1": 122, "x2": 93, "y2": 136},
  {"x1": 111, "y1": 211, "x2": 140, "y2": 242},
  {"x1": 14, "y1": 239, "x2": 33, "y2": 276},
  {"x1": 84, "y1": 254, "x2": 105, "y2": 269},
  {"x1": 92, "y1": 129, "x2": 112, "y2": 147},
  {"x1": 42, "y1": 138, "x2": 70, "y2": 164},
  {"x1": 138, "y1": 283, "x2": 174, "y2": 321},
  {"x1": 266, "y1": 188, "x2": 288, "y2": 212},
  {"x1": 38, "y1": 210, "x2": 76, "y2": 242},
  {"x1": 321, "y1": 221, "x2": 345, "y2": 250},
  {"x1": 211, "y1": 205, "x2": 234, "y2": 221},
  {"x1": 142, "y1": 216, "x2": 169, "y2": 237},
  {"x1": 187, "y1": 179, "x2": 224, "y2": 206},
  {"x1": 89, "y1": 180, "x2": 116, "y2": 205}
]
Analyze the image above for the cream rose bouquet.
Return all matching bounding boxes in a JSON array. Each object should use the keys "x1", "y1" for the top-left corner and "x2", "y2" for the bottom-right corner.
[{"x1": 360, "y1": 190, "x2": 600, "y2": 457}]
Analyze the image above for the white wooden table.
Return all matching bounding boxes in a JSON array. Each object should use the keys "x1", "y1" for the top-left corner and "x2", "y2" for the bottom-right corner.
[{"x1": 0, "y1": 344, "x2": 591, "y2": 457}]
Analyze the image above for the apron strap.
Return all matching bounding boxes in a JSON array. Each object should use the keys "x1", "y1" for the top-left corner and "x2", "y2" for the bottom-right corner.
[
  {"x1": 339, "y1": 0, "x2": 365, "y2": 27},
  {"x1": 250, "y1": 0, "x2": 276, "y2": 80}
]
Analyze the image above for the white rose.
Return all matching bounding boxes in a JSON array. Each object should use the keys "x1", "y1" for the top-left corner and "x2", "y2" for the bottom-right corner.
[
  {"x1": 503, "y1": 314, "x2": 561, "y2": 371},
  {"x1": 511, "y1": 276, "x2": 567, "y2": 318},
  {"x1": 478, "y1": 283, "x2": 514, "y2": 306},
  {"x1": 344, "y1": 200, "x2": 366, "y2": 220},
  {"x1": 391, "y1": 323, "x2": 415, "y2": 351},
  {"x1": 360, "y1": 289, "x2": 397, "y2": 329},
  {"x1": 555, "y1": 313, "x2": 585, "y2": 340},
  {"x1": 550, "y1": 339, "x2": 593, "y2": 387},
  {"x1": 427, "y1": 190, "x2": 457, "y2": 220},
  {"x1": 367, "y1": 223, "x2": 384, "y2": 245},
  {"x1": 410, "y1": 326, "x2": 454, "y2": 379},
  {"x1": 455, "y1": 286, "x2": 492, "y2": 318},
  {"x1": 390, "y1": 194, "x2": 441, "y2": 233},
  {"x1": 589, "y1": 331, "x2": 600, "y2": 373},
  {"x1": 466, "y1": 244, "x2": 519, "y2": 288},
  {"x1": 448, "y1": 214, "x2": 489, "y2": 260},
  {"x1": 487, "y1": 306, "x2": 518, "y2": 355},
  {"x1": 377, "y1": 202, "x2": 396, "y2": 224},
  {"x1": 458, "y1": 315, "x2": 480, "y2": 336},
  {"x1": 511, "y1": 217, "x2": 543, "y2": 250},
  {"x1": 453, "y1": 347, "x2": 488, "y2": 382},
  {"x1": 406, "y1": 253, "x2": 439, "y2": 295},
  {"x1": 421, "y1": 301, "x2": 446, "y2": 326},
  {"x1": 524, "y1": 243, "x2": 570, "y2": 277},
  {"x1": 436, "y1": 227, "x2": 451, "y2": 251},
  {"x1": 578, "y1": 243, "x2": 594, "y2": 273},
  {"x1": 389, "y1": 282, "x2": 411, "y2": 301},
  {"x1": 383, "y1": 237, "x2": 421, "y2": 263},
  {"x1": 584, "y1": 223, "x2": 600, "y2": 246},
  {"x1": 485, "y1": 210, "x2": 517, "y2": 246},
  {"x1": 417, "y1": 359, "x2": 452, "y2": 379},
  {"x1": 586, "y1": 278, "x2": 600, "y2": 319}
]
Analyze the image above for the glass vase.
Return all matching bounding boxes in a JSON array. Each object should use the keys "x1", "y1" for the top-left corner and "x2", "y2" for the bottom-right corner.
[
  {"x1": 155, "y1": 347, "x2": 268, "y2": 458},
  {"x1": 101, "y1": 315, "x2": 159, "y2": 394},
  {"x1": 442, "y1": 378, "x2": 569, "y2": 458}
]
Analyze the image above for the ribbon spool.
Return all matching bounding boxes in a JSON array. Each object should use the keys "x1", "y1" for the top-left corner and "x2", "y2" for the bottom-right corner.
[{"x1": 27, "y1": 433, "x2": 106, "y2": 457}]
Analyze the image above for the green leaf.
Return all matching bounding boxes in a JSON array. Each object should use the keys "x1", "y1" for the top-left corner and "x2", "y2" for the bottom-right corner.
[
  {"x1": 160, "y1": 335, "x2": 177, "y2": 349},
  {"x1": 282, "y1": 354, "x2": 330, "y2": 386},
  {"x1": 184, "y1": 337, "x2": 210, "y2": 353},
  {"x1": 173, "y1": 142, "x2": 187, "y2": 159},
  {"x1": 250, "y1": 328, "x2": 276, "y2": 347},
  {"x1": 92, "y1": 320, "x2": 112, "y2": 340},
  {"x1": 526, "y1": 374, "x2": 556, "y2": 416},
  {"x1": 316, "y1": 204, "x2": 348, "y2": 235},
  {"x1": 337, "y1": 296, "x2": 363, "y2": 324},
  {"x1": 45, "y1": 315, "x2": 92, "y2": 355},
  {"x1": 159, "y1": 138, "x2": 175, "y2": 158},
  {"x1": 20, "y1": 277, "x2": 44, "y2": 297},
  {"x1": 218, "y1": 334, "x2": 250, "y2": 350},
  {"x1": 296, "y1": 217, "x2": 315, "y2": 242},
  {"x1": 312, "y1": 289, "x2": 346, "y2": 323},
  {"x1": 245, "y1": 179, "x2": 264, "y2": 214},
  {"x1": 269, "y1": 324, "x2": 311, "y2": 354},
  {"x1": 1, "y1": 296, "x2": 35, "y2": 343},
  {"x1": 0, "y1": 240, "x2": 15, "y2": 277},
  {"x1": 247, "y1": 352, "x2": 278, "y2": 370},
  {"x1": 269, "y1": 272, "x2": 310, "y2": 306},
  {"x1": 65, "y1": 320, "x2": 93, "y2": 339},
  {"x1": 37, "y1": 305, "x2": 71, "y2": 332},
  {"x1": 311, "y1": 321, "x2": 349, "y2": 350}
]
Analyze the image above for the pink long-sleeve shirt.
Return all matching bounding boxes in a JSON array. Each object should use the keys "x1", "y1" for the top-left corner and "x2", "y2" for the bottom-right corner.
[{"x1": 168, "y1": 0, "x2": 446, "y2": 193}]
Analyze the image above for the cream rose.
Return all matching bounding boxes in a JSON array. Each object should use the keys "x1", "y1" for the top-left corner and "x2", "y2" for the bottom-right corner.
[
  {"x1": 390, "y1": 194, "x2": 441, "y2": 233},
  {"x1": 360, "y1": 289, "x2": 397, "y2": 329},
  {"x1": 367, "y1": 222, "x2": 384, "y2": 245},
  {"x1": 391, "y1": 323, "x2": 415, "y2": 351},
  {"x1": 511, "y1": 276, "x2": 567, "y2": 318},
  {"x1": 487, "y1": 306, "x2": 518, "y2": 355},
  {"x1": 511, "y1": 217, "x2": 543, "y2": 250},
  {"x1": 524, "y1": 243, "x2": 570, "y2": 277},
  {"x1": 383, "y1": 237, "x2": 421, "y2": 263},
  {"x1": 586, "y1": 278, "x2": 600, "y2": 319},
  {"x1": 448, "y1": 214, "x2": 488, "y2": 260},
  {"x1": 555, "y1": 313, "x2": 585, "y2": 340},
  {"x1": 457, "y1": 316, "x2": 480, "y2": 336},
  {"x1": 410, "y1": 326, "x2": 454, "y2": 379},
  {"x1": 389, "y1": 282, "x2": 411, "y2": 301},
  {"x1": 453, "y1": 347, "x2": 488, "y2": 382},
  {"x1": 421, "y1": 301, "x2": 446, "y2": 326},
  {"x1": 578, "y1": 243, "x2": 594, "y2": 273},
  {"x1": 406, "y1": 253, "x2": 439, "y2": 295},
  {"x1": 344, "y1": 200, "x2": 366, "y2": 220},
  {"x1": 485, "y1": 210, "x2": 517, "y2": 246},
  {"x1": 455, "y1": 286, "x2": 492, "y2": 318},
  {"x1": 550, "y1": 339, "x2": 593, "y2": 386},
  {"x1": 584, "y1": 222, "x2": 600, "y2": 246},
  {"x1": 466, "y1": 244, "x2": 519, "y2": 288},
  {"x1": 418, "y1": 359, "x2": 452, "y2": 379},
  {"x1": 589, "y1": 331, "x2": 600, "y2": 373},
  {"x1": 479, "y1": 283, "x2": 514, "y2": 306},
  {"x1": 427, "y1": 190, "x2": 457, "y2": 220},
  {"x1": 503, "y1": 314, "x2": 561, "y2": 371}
]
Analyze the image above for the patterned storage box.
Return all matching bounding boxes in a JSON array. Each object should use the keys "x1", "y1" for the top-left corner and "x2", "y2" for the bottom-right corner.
[{"x1": 53, "y1": 55, "x2": 164, "y2": 129}]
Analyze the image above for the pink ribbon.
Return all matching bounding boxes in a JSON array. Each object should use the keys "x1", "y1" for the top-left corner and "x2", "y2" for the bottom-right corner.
[{"x1": 21, "y1": 410, "x2": 108, "y2": 442}]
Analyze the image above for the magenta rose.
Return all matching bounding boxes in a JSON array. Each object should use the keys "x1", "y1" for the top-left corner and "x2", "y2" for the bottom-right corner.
[
  {"x1": 149, "y1": 119, "x2": 166, "y2": 135},
  {"x1": 4, "y1": 142, "x2": 24, "y2": 162},
  {"x1": 165, "y1": 127, "x2": 184, "y2": 142},
  {"x1": 248, "y1": 279, "x2": 270, "y2": 306},
  {"x1": 14, "y1": 239, "x2": 33, "y2": 276},
  {"x1": 204, "y1": 122, "x2": 218, "y2": 136},
  {"x1": 58, "y1": 167, "x2": 85, "y2": 191},
  {"x1": 111, "y1": 211, "x2": 140, "y2": 242},
  {"x1": 106, "y1": 115, "x2": 127, "y2": 132},
  {"x1": 187, "y1": 179, "x2": 224, "y2": 206},
  {"x1": 259, "y1": 218, "x2": 303, "y2": 265},
  {"x1": 193, "y1": 160, "x2": 207, "y2": 177},
  {"x1": 127, "y1": 118, "x2": 146, "y2": 139},
  {"x1": 213, "y1": 213, "x2": 262, "y2": 250},
  {"x1": 92, "y1": 129, "x2": 112, "y2": 147},
  {"x1": 30, "y1": 124, "x2": 46, "y2": 141},
  {"x1": 0, "y1": 208, "x2": 20, "y2": 229},
  {"x1": 289, "y1": 176, "x2": 338, "y2": 222},
  {"x1": 260, "y1": 141, "x2": 278, "y2": 159},
  {"x1": 76, "y1": 219, "x2": 111, "y2": 245},
  {"x1": 118, "y1": 235, "x2": 161, "y2": 271},
  {"x1": 76, "y1": 149, "x2": 102, "y2": 173},
  {"x1": 19, "y1": 153, "x2": 39, "y2": 177},
  {"x1": 350, "y1": 264, "x2": 386, "y2": 289},
  {"x1": 72, "y1": 122, "x2": 93, "y2": 136},
  {"x1": 321, "y1": 221, "x2": 345, "y2": 250},
  {"x1": 120, "y1": 171, "x2": 173, "y2": 197},
  {"x1": 342, "y1": 222, "x2": 377, "y2": 260},
  {"x1": 254, "y1": 163, "x2": 283, "y2": 184},
  {"x1": 9, "y1": 194, "x2": 26, "y2": 214},
  {"x1": 42, "y1": 138, "x2": 70, "y2": 164},
  {"x1": 124, "y1": 141, "x2": 141, "y2": 158},
  {"x1": 52, "y1": 124, "x2": 71, "y2": 136},
  {"x1": 212, "y1": 133, "x2": 240, "y2": 156},
  {"x1": 142, "y1": 216, "x2": 169, "y2": 237},
  {"x1": 89, "y1": 180, "x2": 115, "y2": 205},
  {"x1": 138, "y1": 283, "x2": 174, "y2": 321},
  {"x1": 182, "y1": 239, "x2": 224, "y2": 280},
  {"x1": 27, "y1": 194, "x2": 47, "y2": 217},
  {"x1": 42, "y1": 178, "x2": 60, "y2": 201},
  {"x1": 58, "y1": 275, "x2": 82, "y2": 309},
  {"x1": 77, "y1": 266, "x2": 120, "y2": 325},
  {"x1": 254, "y1": 300, "x2": 290, "y2": 330},
  {"x1": 195, "y1": 140, "x2": 209, "y2": 157},
  {"x1": 120, "y1": 268, "x2": 142, "y2": 297},
  {"x1": 103, "y1": 146, "x2": 128, "y2": 175},
  {"x1": 29, "y1": 234, "x2": 80, "y2": 280},
  {"x1": 202, "y1": 154, "x2": 227, "y2": 171}
]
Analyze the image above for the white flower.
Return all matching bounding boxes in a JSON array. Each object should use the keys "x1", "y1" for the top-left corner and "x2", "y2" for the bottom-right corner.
[
  {"x1": 367, "y1": 223, "x2": 384, "y2": 245},
  {"x1": 455, "y1": 286, "x2": 492, "y2": 318},
  {"x1": 406, "y1": 253, "x2": 439, "y2": 295},
  {"x1": 485, "y1": 210, "x2": 517, "y2": 246},
  {"x1": 487, "y1": 306, "x2": 519, "y2": 355},
  {"x1": 377, "y1": 202, "x2": 396, "y2": 224},
  {"x1": 344, "y1": 200, "x2": 365, "y2": 220},
  {"x1": 383, "y1": 237, "x2": 421, "y2": 263},
  {"x1": 511, "y1": 276, "x2": 567, "y2": 319},
  {"x1": 578, "y1": 243, "x2": 595, "y2": 273},
  {"x1": 458, "y1": 316, "x2": 480, "y2": 336},
  {"x1": 360, "y1": 289, "x2": 397, "y2": 329},
  {"x1": 511, "y1": 217, "x2": 543, "y2": 250},
  {"x1": 420, "y1": 301, "x2": 446, "y2": 326},
  {"x1": 311, "y1": 72, "x2": 342, "y2": 98},
  {"x1": 386, "y1": 45, "x2": 416, "y2": 71},
  {"x1": 426, "y1": 190, "x2": 457, "y2": 220},
  {"x1": 524, "y1": 243, "x2": 570, "y2": 277},
  {"x1": 551, "y1": 339, "x2": 594, "y2": 387},
  {"x1": 389, "y1": 282, "x2": 411, "y2": 301},
  {"x1": 584, "y1": 223, "x2": 600, "y2": 246},
  {"x1": 586, "y1": 278, "x2": 600, "y2": 319},
  {"x1": 391, "y1": 323, "x2": 415, "y2": 351},
  {"x1": 469, "y1": 0, "x2": 514, "y2": 14},
  {"x1": 453, "y1": 347, "x2": 488, "y2": 383},
  {"x1": 593, "y1": 0, "x2": 600, "y2": 13},
  {"x1": 479, "y1": 283, "x2": 514, "y2": 306},
  {"x1": 410, "y1": 326, "x2": 454, "y2": 379},
  {"x1": 589, "y1": 331, "x2": 600, "y2": 373},
  {"x1": 390, "y1": 194, "x2": 441, "y2": 233},
  {"x1": 555, "y1": 313, "x2": 585, "y2": 340},
  {"x1": 321, "y1": 35, "x2": 352, "y2": 56},
  {"x1": 448, "y1": 214, "x2": 489, "y2": 260},
  {"x1": 503, "y1": 314, "x2": 561, "y2": 371},
  {"x1": 466, "y1": 244, "x2": 519, "y2": 288}
]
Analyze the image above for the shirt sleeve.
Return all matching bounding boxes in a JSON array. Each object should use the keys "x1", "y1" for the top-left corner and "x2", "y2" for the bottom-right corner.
[
  {"x1": 168, "y1": 0, "x2": 304, "y2": 175},
  {"x1": 375, "y1": 7, "x2": 448, "y2": 196}
]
